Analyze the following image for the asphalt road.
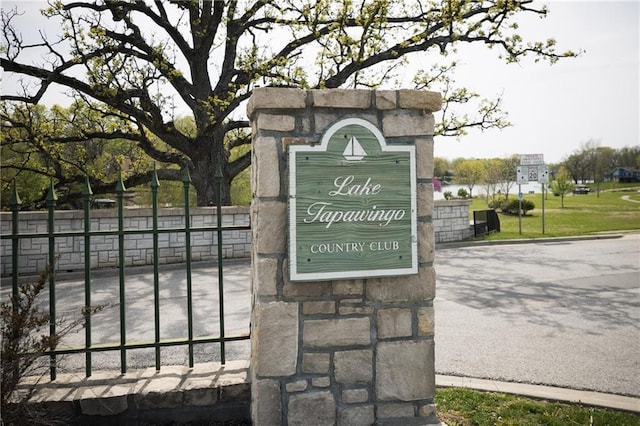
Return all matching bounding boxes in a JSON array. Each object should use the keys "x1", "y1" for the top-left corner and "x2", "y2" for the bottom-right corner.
[
  {"x1": 435, "y1": 234, "x2": 640, "y2": 397},
  {"x1": 18, "y1": 234, "x2": 639, "y2": 397}
]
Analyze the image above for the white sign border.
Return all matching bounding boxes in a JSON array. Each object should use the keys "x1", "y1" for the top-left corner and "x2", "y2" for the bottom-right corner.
[{"x1": 289, "y1": 118, "x2": 418, "y2": 281}]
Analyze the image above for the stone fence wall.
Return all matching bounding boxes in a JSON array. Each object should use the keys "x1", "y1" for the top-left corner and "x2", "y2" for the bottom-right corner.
[
  {"x1": 1, "y1": 202, "x2": 471, "y2": 277},
  {"x1": 0, "y1": 206, "x2": 250, "y2": 277},
  {"x1": 434, "y1": 199, "x2": 473, "y2": 243}
]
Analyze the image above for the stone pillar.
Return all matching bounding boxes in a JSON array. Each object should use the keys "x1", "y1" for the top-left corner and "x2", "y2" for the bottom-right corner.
[{"x1": 248, "y1": 88, "x2": 442, "y2": 425}]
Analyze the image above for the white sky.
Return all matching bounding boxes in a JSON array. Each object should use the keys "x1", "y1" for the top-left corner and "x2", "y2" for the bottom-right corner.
[
  {"x1": 2, "y1": 1, "x2": 639, "y2": 165},
  {"x1": 432, "y1": 1, "x2": 639, "y2": 164}
]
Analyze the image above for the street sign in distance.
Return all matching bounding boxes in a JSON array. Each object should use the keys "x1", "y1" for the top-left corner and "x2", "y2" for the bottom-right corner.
[
  {"x1": 538, "y1": 165, "x2": 549, "y2": 184},
  {"x1": 517, "y1": 166, "x2": 529, "y2": 184},
  {"x1": 520, "y1": 153, "x2": 544, "y2": 166}
]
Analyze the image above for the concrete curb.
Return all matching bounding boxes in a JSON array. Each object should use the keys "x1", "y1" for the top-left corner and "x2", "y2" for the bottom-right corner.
[
  {"x1": 436, "y1": 375, "x2": 640, "y2": 413},
  {"x1": 436, "y1": 233, "x2": 628, "y2": 249}
]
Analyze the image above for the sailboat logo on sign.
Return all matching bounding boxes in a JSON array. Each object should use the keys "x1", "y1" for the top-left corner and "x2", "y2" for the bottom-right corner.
[{"x1": 343, "y1": 136, "x2": 367, "y2": 161}]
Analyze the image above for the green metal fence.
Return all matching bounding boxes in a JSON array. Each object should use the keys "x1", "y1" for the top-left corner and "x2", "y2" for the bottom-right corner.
[{"x1": 2, "y1": 167, "x2": 250, "y2": 380}]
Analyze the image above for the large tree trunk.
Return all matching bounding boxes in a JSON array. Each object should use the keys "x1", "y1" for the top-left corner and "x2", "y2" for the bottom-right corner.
[{"x1": 191, "y1": 158, "x2": 233, "y2": 206}]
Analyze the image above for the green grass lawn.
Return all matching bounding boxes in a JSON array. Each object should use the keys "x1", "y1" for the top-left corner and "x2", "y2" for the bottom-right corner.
[
  {"x1": 436, "y1": 387, "x2": 640, "y2": 426},
  {"x1": 469, "y1": 187, "x2": 640, "y2": 240}
]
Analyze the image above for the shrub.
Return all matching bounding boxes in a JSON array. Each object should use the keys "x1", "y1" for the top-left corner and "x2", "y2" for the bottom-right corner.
[
  {"x1": 457, "y1": 188, "x2": 469, "y2": 199},
  {"x1": 1, "y1": 267, "x2": 58, "y2": 425},
  {"x1": 502, "y1": 198, "x2": 535, "y2": 215},
  {"x1": 1, "y1": 263, "x2": 105, "y2": 425},
  {"x1": 488, "y1": 196, "x2": 506, "y2": 210},
  {"x1": 443, "y1": 191, "x2": 453, "y2": 200}
]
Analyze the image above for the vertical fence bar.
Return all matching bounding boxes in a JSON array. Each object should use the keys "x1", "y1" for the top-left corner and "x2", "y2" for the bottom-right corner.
[
  {"x1": 116, "y1": 174, "x2": 127, "y2": 373},
  {"x1": 215, "y1": 162, "x2": 225, "y2": 364},
  {"x1": 151, "y1": 167, "x2": 161, "y2": 370},
  {"x1": 10, "y1": 182, "x2": 21, "y2": 313},
  {"x1": 46, "y1": 180, "x2": 57, "y2": 380},
  {"x1": 83, "y1": 177, "x2": 93, "y2": 377},
  {"x1": 182, "y1": 167, "x2": 194, "y2": 367}
]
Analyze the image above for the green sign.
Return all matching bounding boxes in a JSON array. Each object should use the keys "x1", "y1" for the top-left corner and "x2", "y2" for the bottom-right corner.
[{"x1": 289, "y1": 118, "x2": 417, "y2": 281}]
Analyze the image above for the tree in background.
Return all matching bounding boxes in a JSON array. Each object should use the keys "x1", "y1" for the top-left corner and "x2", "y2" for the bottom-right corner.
[
  {"x1": 616, "y1": 146, "x2": 640, "y2": 169},
  {"x1": 497, "y1": 154, "x2": 519, "y2": 198},
  {"x1": 2, "y1": 1, "x2": 576, "y2": 207},
  {"x1": 483, "y1": 158, "x2": 503, "y2": 201},
  {"x1": 561, "y1": 141, "x2": 637, "y2": 196},
  {"x1": 1, "y1": 102, "x2": 155, "y2": 208},
  {"x1": 550, "y1": 172, "x2": 574, "y2": 208},
  {"x1": 563, "y1": 151, "x2": 590, "y2": 184},
  {"x1": 433, "y1": 157, "x2": 452, "y2": 184},
  {"x1": 453, "y1": 159, "x2": 486, "y2": 198}
]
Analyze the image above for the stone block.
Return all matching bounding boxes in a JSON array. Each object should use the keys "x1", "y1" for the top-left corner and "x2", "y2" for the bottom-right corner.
[
  {"x1": 416, "y1": 138, "x2": 435, "y2": 179},
  {"x1": 288, "y1": 391, "x2": 336, "y2": 426},
  {"x1": 183, "y1": 387, "x2": 218, "y2": 407},
  {"x1": 182, "y1": 377, "x2": 218, "y2": 406},
  {"x1": 303, "y1": 317, "x2": 371, "y2": 348},
  {"x1": 253, "y1": 201, "x2": 286, "y2": 255},
  {"x1": 312, "y1": 89, "x2": 371, "y2": 108},
  {"x1": 366, "y1": 266, "x2": 435, "y2": 303},
  {"x1": 302, "y1": 352, "x2": 331, "y2": 374},
  {"x1": 286, "y1": 380, "x2": 308, "y2": 393},
  {"x1": 332, "y1": 280, "x2": 364, "y2": 295},
  {"x1": 377, "y1": 308, "x2": 412, "y2": 339},
  {"x1": 247, "y1": 87, "x2": 306, "y2": 117},
  {"x1": 398, "y1": 90, "x2": 442, "y2": 112},
  {"x1": 303, "y1": 301, "x2": 336, "y2": 315},
  {"x1": 338, "y1": 405, "x2": 375, "y2": 426},
  {"x1": 301, "y1": 116, "x2": 311, "y2": 133},
  {"x1": 257, "y1": 113, "x2": 295, "y2": 131},
  {"x1": 334, "y1": 349, "x2": 373, "y2": 384},
  {"x1": 252, "y1": 379, "x2": 282, "y2": 425},
  {"x1": 39, "y1": 400, "x2": 76, "y2": 421},
  {"x1": 338, "y1": 305, "x2": 374, "y2": 315},
  {"x1": 78, "y1": 385, "x2": 129, "y2": 415},
  {"x1": 255, "y1": 257, "x2": 278, "y2": 296},
  {"x1": 342, "y1": 388, "x2": 369, "y2": 404},
  {"x1": 134, "y1": 389, "x2": 182, "y2": 410},
  {"x1": 253, "y1": 301, "x2": 298, "y2": 377},
  {"x1": 376, "y1": 340, "x2": 435, "y2": 401},
  {"x1": 377, "y1": 402, "x2": 415, "y2": 418},
  {"x1": 417, "y1": 181, "x2": 434, "y2": 218},
  {"x1": 133, "y1": 374, "x2": 183, "y2": 409},
  {"x1": 418, "y1": 221, "x2": 435, "y2": 264},
  {"x1": 254, "y1": 136, "x2": 281, "y2": 198},
  {"x1": 283, "y1": 264, "x2": 332, "y2": 298},
  {"x1": 418, "y1": 306, "x2": 435, "y2": 336},
  {"x1": 313, "y1": 112, "x2": 339, "y2": 134},
  {"x1": 382, "y1": 111, "x2": 435, "y2": 137},
  {"x1": 219, "y1": 382, "x2": 250, "y2": 402},
  {"x1": 376, "y1": 90, "x2": 397, "y2": 109},
  {"x1": 311, "y1": 377, "x2": 331, "y2": 388}
]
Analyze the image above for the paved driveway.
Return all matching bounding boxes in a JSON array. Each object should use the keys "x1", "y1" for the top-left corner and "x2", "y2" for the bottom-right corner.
[{"x1": 434, "y1": 234, "x2": 640, "y2": 397}]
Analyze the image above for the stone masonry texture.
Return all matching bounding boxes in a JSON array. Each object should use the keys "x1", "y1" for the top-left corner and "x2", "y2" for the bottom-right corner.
[
  {"x1": 249, "y1": 88, "x2": 442, "y2": 425},
  {"x1": 1, "y1": 207, "x2": 250, "y2": 276}
]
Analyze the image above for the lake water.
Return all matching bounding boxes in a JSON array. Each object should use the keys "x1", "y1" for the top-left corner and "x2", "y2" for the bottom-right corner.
[{"x1": 435, "y1": 182, "x2": 545, "y2": 200}]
